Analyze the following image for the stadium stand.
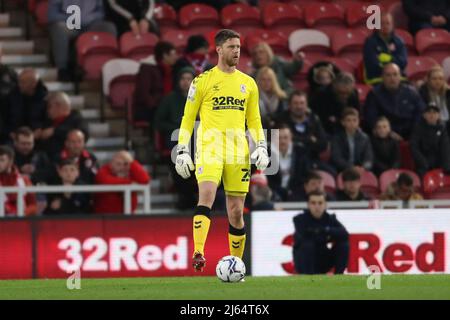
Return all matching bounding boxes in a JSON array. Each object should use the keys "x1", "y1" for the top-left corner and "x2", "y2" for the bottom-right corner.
[
  {"x1": 221, "y1": 3, "x2": 262, "y2": 38},
  {"x1": 119, "y1": 32, "x2": 159, "y2": 61}
]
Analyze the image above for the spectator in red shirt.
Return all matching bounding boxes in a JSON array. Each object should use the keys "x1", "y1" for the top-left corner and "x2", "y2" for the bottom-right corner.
[
  {"x1": 94, "y1": 151, "x2": 150, "y2": 214},
  {"x1": 0, "y1": 145, "x2": 37, "y2": 216}
]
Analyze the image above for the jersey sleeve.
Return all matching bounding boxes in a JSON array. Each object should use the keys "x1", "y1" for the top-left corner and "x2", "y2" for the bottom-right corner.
[
  {"x1": 178, "y1": 75, "x2": 204, "y2": 146},
  {"x1": 245, "y1": 78, "x2": 265, "y2": 144}
]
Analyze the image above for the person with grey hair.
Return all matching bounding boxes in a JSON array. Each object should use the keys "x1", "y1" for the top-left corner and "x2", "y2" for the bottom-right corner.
[{"x1": 310, "y1": 71, "x2": 360, "y2": 135}]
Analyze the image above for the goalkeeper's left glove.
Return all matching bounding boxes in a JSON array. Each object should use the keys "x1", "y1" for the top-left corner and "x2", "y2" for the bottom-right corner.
[{"x1": 251, "y1": 141, "x2": 269, "y2": 171}]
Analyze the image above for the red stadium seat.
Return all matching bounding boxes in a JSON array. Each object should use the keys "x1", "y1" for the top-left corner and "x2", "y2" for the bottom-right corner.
[
  {"x1": 161, "y1": 29, "x2": 190, "y2": 53},
  {"x1": 221, "y1": 4, "x2": 262, "y2": 38},
  {"x1": 337, "y1": 169, "x2": 380, "y2": 199},
  {"x1": 246, "y1": 29, "x2": 290, "y2": 58},
  {"x1": 120, "y1": 32, "x2": 158, "y2": 61},
  {"x1": 415, "y1": 29, "x2": 450, "y2": 64},
  {"x1": 179, "y1": 3, "x2": 220, "y2": 34},
  {"x1": 262, "y1": 2, "x2": 304, "y2": 38},
  {"x1": 355, "y1": 83, "x2": 371, "y2": 104},
  {"x1": 76, "y1": 32, "x2": 119, "y2": 80},
  {"x1": 423, "y1": 169, "x2": 450, "y2": 199},
  {"x1": 317, "y1": 170, "x2": 336, "y2": 194},
  {"x1": 154, "y1": 3, "x2": 178, "y2": 33},
  {"x1": 331, "y1": 29, "x2": 367, "y2": 62},
  {"x1": 394, "y1": 29, "x2": 415, "y2": 54},
  {"x1": 35, "y1": 0, "x2": 48, "y2": 25},
  {"x1": 237, "y1": 52, "x2": 253, "y2": 75},
  {"x1": 345, "y1": 2, "x2": 374, "y2": 28},
  {"x1": 388, "y1": 2, "x2": 409, "y2": 31},
  {"x1": 320, "y1": 57, "x2": 356, "y2": 74},
  {"x1": 379, "y1": 169, "x2": 421, "y2": 193},
  {"x1": 289, "y1": 29, "x2": 331, "y2": 61},
  {"x1": 304, "y1": 3, "x2": 346, "y2": 37},
  {"x1": 399, "y1": 140, "x2": 415, "y2": 171},
  {"x1": 406, "y1": 56, "x2": 439, "y2": 81}
]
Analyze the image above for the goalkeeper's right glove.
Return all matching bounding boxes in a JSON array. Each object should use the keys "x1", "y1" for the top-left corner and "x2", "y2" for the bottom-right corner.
[{"x1": 175, "y1": 145, "x2": 194, "y2": 179}]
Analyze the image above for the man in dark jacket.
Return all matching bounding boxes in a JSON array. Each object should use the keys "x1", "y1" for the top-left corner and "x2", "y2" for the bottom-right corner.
[
  {"x1": 402, "y1": 0, "x2": 450, "y2": 34},
  {"x1": 364, "y1": 63, "x2": 426, "y2": 139},
  {"x1": 293, "y1": 190, "x2": 349, "y2": 274},
  {"x1": 410, "y1": 104, "x2": 450, "y2": 177},
  {"x1": 335, "y1": 167, "x2": 369, "y2": 201},
  {"x1": 363, "y1": 13, "x2": 408, "y2": 85}
]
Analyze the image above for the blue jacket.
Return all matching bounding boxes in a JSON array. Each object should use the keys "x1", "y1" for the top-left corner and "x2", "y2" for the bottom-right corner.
[
  {"x1": 48, "y1": 0, "x2": 105, "y2": 27},
  {"x1": 363, "y1": 31, "x2": 408, "y2": 84}
]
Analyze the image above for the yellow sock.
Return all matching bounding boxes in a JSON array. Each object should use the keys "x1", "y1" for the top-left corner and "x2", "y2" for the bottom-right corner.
[
  {"x1": 193, "y1": 206, "x2": 211, "y2": 256},
  {"x1": 228, "y1": 225, "x2": 246, "y2": 259}
]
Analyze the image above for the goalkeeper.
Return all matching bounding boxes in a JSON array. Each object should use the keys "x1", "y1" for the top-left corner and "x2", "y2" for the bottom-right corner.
[{"x1": 175, "y1": 29, "x2": 269, "y2": 272}]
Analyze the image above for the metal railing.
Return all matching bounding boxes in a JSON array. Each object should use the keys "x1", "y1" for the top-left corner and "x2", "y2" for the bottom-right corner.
[
  {"x1": 275, "y1": 200, "x2": 450, "y2": 210},
  {"x1": 0, "y1": 184, "x2": 151, "y2": 217}
]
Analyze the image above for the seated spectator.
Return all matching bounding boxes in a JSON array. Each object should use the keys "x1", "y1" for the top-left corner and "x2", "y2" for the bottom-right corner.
[
  {"x1": 336, "y1": 167, "x2": 369, "y2": 201},
  {"x1": 402, "y1": 0, "x2": 450, "y2": 34},
  {"x1": 48, "y1": 0, "x2": 117, "y2": 81},
  {"x1": 0, "y1": 145, "x2": 37, "y2": 216},
  {"x1": 419, "y1": 66, "x2": 450, "y2": 134},
  {"x1": 163, "y1": 0, "x2": 258, "y2": 11},
  {"x1": 106, "y1": 0, "x2": 158, "y2": 36},
  {"x1": 291, "y1": 171, "x2": 335, "y2": 202},
  {"x1": 251, "y1": 42, "x2": 303, "y2": 94},
  {"x1": 38, "y1": 92, "x2": 87, "y2": 158},
  {"x1": 380, "y1": 172, "x2": 423, "y2": 201},
  {"x1": 94, "y1": 151, "x2": 150, "y2": 214},
  {"x1": 293, "y1": 191, "x2": 349, "y2": 274},
  {"x1": 364, "y1": 63, "x2": 426, "y2": 140},
  {"x1": 331, "y1": 108, "x2": 373, "y2": 174},
  {"x1": 0, "y1": 45, "x2": 18, "y2": 143},
  {"x1": 363, "y1": 13, "x2": 408, "y2": 85},
  {"x1": 371, "y1": 117, "x2": 401, "y2": 176},
  {"x1": 307, "y1": 61, "x2": 338, "y2": 97},
  {"x1": 56, "y1": 129, "x2": 97, "y2": 184},
  {"x1": 44, "y1": 158, "x2": 91, "y2": 215},
  {"x1": 249, "y1": 173, "x2": 275, "y2": 211},
  {"x1": 410, "y1": 104, "x2": 450, "y2": 177},
  {"x1": 310, "y1": 72, "x2": 360, "y2": 135},
  {"x1": 133, "y1": 41, "x2": 178, "y2": 122},
  {"x1": 6, "y1": 69, "x2": 48, "y2": 140},
  {"x1": 172, "y1": 35, "x2": 213, "y2": 80},
  {"x1": 255, "y1": 66, "x2": 287, "y2": 128},
  {"x1": 13, "y1": 127, "x2": 53, "y2": 185}
]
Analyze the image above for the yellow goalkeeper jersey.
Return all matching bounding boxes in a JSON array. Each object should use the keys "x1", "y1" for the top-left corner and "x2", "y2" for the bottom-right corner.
[{"x1": 178, "y1": 66, "x2": 265, "y2": 161}]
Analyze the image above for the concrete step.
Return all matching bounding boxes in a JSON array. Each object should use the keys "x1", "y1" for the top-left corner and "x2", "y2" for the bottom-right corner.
[
  {"x1": 15, "y1": 67, "x2": 56, "y2": 81},
  {"x1": 0, "y1": 40, "x2": 33, "y2": 54},
  {"x1": 2, "y1": 54, "x2": 48, "y2": 65},
  {"x1": 93, "y1": 150, "x2": 135, "y2": 165},
  {"x1": 45, "y1": 81, "x2": 75, "y2": 92},
  {"x1": 86, "y1": 137, "x2": 126, "y2": 149},
  {"x1": 69, "y1": 95, "x2": 85, "y2": 109},
  {"x1": 88, "y1": 122, "x2": 110, "y2": 138},
  {"x1": 0, "y1": 14, "x2": 10, "y2": 27},
  {"x1": 0, "y1": 27, "x2": 22, "y2": 38},
  {"x1": 80, "y1": 108, "x2": 100, "y2": 120}
]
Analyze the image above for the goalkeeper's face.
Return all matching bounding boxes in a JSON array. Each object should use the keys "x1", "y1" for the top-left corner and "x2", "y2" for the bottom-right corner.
[{"x1": 218, "y1": 38, "x2": 241, "y2": 67}]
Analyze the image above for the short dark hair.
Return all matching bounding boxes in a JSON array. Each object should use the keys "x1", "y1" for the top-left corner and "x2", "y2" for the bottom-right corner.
[
  {"x1": 342, "y1": 167, "x2": 361, "y2": 182},
  {"x1": 288, "y1": 89, "x2": 307, "y2": 105},
  {"x1": 397, "y1": 173, "x2": 413, "y2": 187},
  {"x1": 341, "y1": 107, "x2": 359, "y2": 120},
  {"x1": 0, "y1": 145, "x2": 14, "y2": 160},
  {"x1": 154, "y1": 41, "x2": 175, "y2": 62},
  {"x1": 307, "y1": 190, "x2": 327, "y2": 201},
  {"x1": 214, "y1": 29, "x2": 240, "y2": 46},
  {"x1": 15, "y1": 126, "x2": 34, "y2": 138},
  {"x1": 58, "y1": 157, "x2": 78, "y2": 168},
  {"x1": 304, "y1": 171, "x2": 322, "y2": 184}
]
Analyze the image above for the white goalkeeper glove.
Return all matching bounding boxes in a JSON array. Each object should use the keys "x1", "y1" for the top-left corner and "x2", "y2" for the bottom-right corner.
[
  {"x1": 175, "y1": 145, "x2": 194, "y2": 179},
  {"x1": 251, "y1": 141, "x2": 269, "y2": 171}
]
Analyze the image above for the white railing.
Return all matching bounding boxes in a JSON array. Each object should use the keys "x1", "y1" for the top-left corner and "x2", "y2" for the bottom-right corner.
[
  {"x1": 0, "y1": 184, "x2": 151, "y2": 217},
  {"x1": 275, "y1": 200, "x2": 450, "y2": 210}
]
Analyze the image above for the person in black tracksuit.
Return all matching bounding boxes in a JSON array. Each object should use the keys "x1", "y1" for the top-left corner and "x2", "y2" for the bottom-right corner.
[{"x1": 293, "y1": 191, "x2": 349, "y2": 274}]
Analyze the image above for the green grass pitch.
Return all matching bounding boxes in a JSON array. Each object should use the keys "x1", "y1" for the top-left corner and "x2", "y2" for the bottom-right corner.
[{"x1": 0, "y1": 275, "x2": 449, "y2": 300}]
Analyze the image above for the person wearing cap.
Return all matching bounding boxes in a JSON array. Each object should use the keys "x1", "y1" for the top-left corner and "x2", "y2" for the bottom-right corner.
[{"x1": 410, "y1": 103, "x2": 450, "y2": 177}]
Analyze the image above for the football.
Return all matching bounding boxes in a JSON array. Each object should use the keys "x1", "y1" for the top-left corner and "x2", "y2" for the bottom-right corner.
[{"x1": 216, "y1": 256, "x2": 246, "y2": 283}]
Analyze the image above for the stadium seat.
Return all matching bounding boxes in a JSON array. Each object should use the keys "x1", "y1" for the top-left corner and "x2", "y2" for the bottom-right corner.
[
  {"x1": 237, "y1": 52, "x2": 252, "y2": 75},
  {"x1": 379, "y1": 169, "x2": 421, "y2": 193},
  {"x1": 415, "y1": 29, "x2": 450, "y2": 64},
  {"x1": 120, "y1": 32, "x2": 158, "y2": 61},
  {"x1": 331, "y1": 29, "x2": 367, "y2": 62},
  {"x1": 423, "y1": 169, "x2": 450, "y2": 199},
  {"x1": 406, "y1": 56, "x2": 439, "y2": 81},
  {"x1": 399, "y1": 140, "x2": 415, "y2": 171},
  {"x1": 221, "y1": 4, "x2": 262, "y2": 38},
  {"x1": 153, "y1": 3, "x2": 178, "y2": 33},
  {"x1": 34, "y1": 0, "x2": 48, "y2": 25},
  {"x1": 320, "y1": 57, "x2": 356, "y2": 74},
  {"x1": 246, "y1": 29, "x2": 290, "y2": 58},
  {"x1": 395, "y1": 29, "x2": 415, "y2": 55},
  {"x1": 102, "y1": 59, "x2": 139, "y2": 110},
  {"x1": 289, "y1": 29, "x2": 331, "y2": 61},
  {"x1": 76, "y1": 32, "x2": 119, "y2": 80},
  {"x1": 304, "y1": 2, "x2": 346, "y2": 36},
  {"x1": 317, "y1": 170, "x2": 336, "y2": 194},
  {"x1": 337, "y1": 169, "x2": 380, "y2": 199},
  {"x1": 179, "y1": 3, "x2": 220, "y2": 34},
  {"x1": 291, "y1": 58, "x2": 313, "y2": 91},
  {"x1": 345, "y1": 2, "x2": 374, "y2": 28},
  {"x1": 355, "y1": 83, "x2": 371, "y2": 104},
  {"x1": 388, "y1": 2, "x2": 409, "y2": 31},
  {"x1": 262, "y1": 2, "x2": 304, "y2": 38},
  {"x1": 161, "y1": 29, "x2": 190, "y2": 53}
]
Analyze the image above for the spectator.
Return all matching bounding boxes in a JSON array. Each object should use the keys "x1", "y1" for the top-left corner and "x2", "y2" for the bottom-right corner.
[
  {"x1": 363, "y1": 13, "x2": 408, "y2": 85},
  {"x1": 268, "y1": 125, "x2": 308, "y2": 201},
  {"x1": 44, "y1": 158, "x2": 91, "y2": 215},
  {"x1": 419, "y1": 66, "x2": 450, "y2": 134},
  {"x1": 255, "y1": 66, "x2": 287, "y2": 128},
  {"x1": 56, "y1": 129, "x2": 98, "y2": 184},
  {"x1": 0, "y1": 45, "x2": 18, "y2": 143},
  {"x1": 336, "y1": 167, "x2": 369, "y2": 201},
  {"x1": 371, "y1": 117, "x2": 401, "y2": 176},
  {"x1": 307, "y1": 61, "x2": 338, "y2": 96},
  {"x1": 251, "y1": 42, "x2": 303, "y2": 94},
  {"x1": 94, "y1": 151, "x2": 150, "y2": 214},
  {"x1": 106, "y1": 0, "x2": 159, "y2": 36},
  {"x1": 0, "y1": 145, "x2": 37, "y2": 216},
  {"x1": 12, "y1": 127, "x2": 53, "y2": 185},
  {"x1": 310, "y1": 72, "x2": 360, "y2": 135},
  {"x1": 380, "y1": 172, "x2": 423, "y2": 201},
  {"x1": 249, "y1": 173, "x2": 275, "y2": 211},
  {"x1": 38, "y1": 92, "x2": 87, "y2": 158},
  {"x1": 291, "y1": 171, "x2": 335, "y2": 202},
  {"x1": 331, "y1": 108, "x2": 373, "y2": 174},
  {"x1": 293, "y1": 190, "x2": 349, "y2": 274},
  {"x1": 172, "y1": 35, "x2": 213, "y2": 80},
  {"x1": 410, "y1": 104, "x2": 450, "y2": 177},
  {"x1": 133, "y1": 41, "x2": 178, "y2": 122},
  {"x1": 48, "y1": 0, "x2": 117, "y2": 81},
  {"x1": 6, "y1": 69, "x2": 48, "y2": 140},
  {"x1": 364, "y1": 63, "x2": 426, "y2": 139},
  {"x1": 163, "y1": 0, "x2": 258, "y2": 11},
  {"x1": 402, "y1": 0, "x2": 450, "y2": 34}
]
